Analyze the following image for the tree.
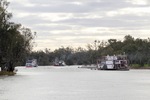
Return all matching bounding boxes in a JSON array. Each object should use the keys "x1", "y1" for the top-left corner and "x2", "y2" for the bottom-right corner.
[{"x1": 0, "y1": 0, "x2": 35, "y2": 72}]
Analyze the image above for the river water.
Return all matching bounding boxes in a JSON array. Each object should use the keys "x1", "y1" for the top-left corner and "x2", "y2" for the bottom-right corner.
[{"x1": 0, "y1": 66, "x2": 150, "y2": 100}]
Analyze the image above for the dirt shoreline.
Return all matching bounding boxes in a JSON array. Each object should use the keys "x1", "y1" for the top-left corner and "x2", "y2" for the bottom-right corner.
[{"x1": 0, "y1": 71, "x2": 16, "y2": 76}]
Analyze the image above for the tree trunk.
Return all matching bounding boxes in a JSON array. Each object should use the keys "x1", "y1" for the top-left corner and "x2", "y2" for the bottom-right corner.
[{"x1": 7, "y1": 61, "x2": 15, "y2": 72}]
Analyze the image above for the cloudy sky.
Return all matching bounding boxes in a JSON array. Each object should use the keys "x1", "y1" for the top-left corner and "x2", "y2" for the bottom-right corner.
[{"x1": 7, "y1": 0, "x2": 150, "y2": 51}]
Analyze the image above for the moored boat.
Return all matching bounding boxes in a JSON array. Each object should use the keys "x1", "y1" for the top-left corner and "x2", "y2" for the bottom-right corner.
[
  {"x1": 97, "y1": 55, "x2": 129, "y2": 70},
  {"x1": 25, "y1": 59, "x2": 38, "y2": 67}
]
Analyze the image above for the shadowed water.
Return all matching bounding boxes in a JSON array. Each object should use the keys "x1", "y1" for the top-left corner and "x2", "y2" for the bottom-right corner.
[{"x1": 0, "y1": 66, "x2": 150, "y2": 100}]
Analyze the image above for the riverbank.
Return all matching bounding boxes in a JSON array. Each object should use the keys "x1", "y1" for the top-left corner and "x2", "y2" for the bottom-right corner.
[
  {"x1": 131, "y1": 67, "x2": 150, "y2": 69},
  {"x1": 130, "y1": 66, "x2": 150, "y2": 69},
  {"x1": 79, "y1": 65, "x2": 150, "y2": 70},
  {"x1": 0, "y1": 71, "x2": 16, "y2": 76}
]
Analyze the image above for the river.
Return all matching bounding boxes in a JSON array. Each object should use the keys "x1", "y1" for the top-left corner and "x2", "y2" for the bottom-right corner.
[{"x1": 0, "y1": 66, "x2": 150, "y2": 100}]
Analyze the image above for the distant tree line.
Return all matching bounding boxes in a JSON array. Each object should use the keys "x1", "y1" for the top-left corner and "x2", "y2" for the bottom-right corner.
[
  {"x1": 0, "y1": 0, "x2": 35, "y2": 72},
  {"x1": 25, "y1": 35, "x2": 150, "y2": 68}
]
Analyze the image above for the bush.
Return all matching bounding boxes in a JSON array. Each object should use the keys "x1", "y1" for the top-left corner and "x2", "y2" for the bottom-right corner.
[
  {"x1": 144, "y1": 64, "x2": 150, "y2": 68},
  {"x1": 131, "y1": 64, "x2": 141, "y2": 68}
]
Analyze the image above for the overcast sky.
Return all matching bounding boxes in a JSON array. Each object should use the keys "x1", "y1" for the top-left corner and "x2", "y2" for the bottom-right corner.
[{"x1": 7, "y1": 0, "x2": 150, "y2": 51}]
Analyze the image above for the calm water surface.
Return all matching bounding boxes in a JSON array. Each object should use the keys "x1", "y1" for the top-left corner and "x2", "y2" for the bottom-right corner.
[{"x1": 0, "y1": 66, "x2": 150, "y2": 100}]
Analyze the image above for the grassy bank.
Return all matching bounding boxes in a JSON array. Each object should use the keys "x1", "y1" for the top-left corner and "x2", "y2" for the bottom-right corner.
[
  {"x1": 0, "y1": 71, "x2": 16, "y2": 76},
  {"x1": 130, "y1": 64, "x2": 150, "y2": 69}
]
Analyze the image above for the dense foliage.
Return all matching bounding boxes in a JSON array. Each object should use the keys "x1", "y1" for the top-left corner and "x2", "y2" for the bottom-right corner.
[
  {"x1": 0, "y1": 0, "x2": 35, "y2": 72},
  {"x1": 26, "y1": 35, "x2": 150, "y2": 68}
]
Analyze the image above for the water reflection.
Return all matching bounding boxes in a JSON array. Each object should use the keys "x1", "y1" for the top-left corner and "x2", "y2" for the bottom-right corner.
[{"x1": 0, "y1": 66, "x2": 150, "y2": 100}]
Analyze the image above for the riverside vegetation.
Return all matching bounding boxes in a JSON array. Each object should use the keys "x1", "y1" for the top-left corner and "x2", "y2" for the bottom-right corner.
[{"x1": 26, "y1": 35, "x2": 150, "y2": 69}]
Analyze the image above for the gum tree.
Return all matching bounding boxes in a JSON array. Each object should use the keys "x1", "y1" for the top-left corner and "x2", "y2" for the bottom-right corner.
[{"x1": 0, "y1": 0, "x2": 35, "y2": 72}]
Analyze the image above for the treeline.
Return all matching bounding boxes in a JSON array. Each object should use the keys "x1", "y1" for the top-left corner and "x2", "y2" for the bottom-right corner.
[
  {"x1": 0, "y1": 0, "x2": 35, "y2": 72},
  {"x1": 26, "y1": 35, "x2": 150, "y2": 67}
]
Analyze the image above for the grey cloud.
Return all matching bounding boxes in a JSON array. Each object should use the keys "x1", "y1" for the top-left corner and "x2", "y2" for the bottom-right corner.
[
  {"x1": 113, "y1": 14, "x2": 150, "y2": 21},
  {"x1": 55, "y1": 17, "x2": 150, "y2": 28},
  {"x1": 38, "y1": 30, "x2": 121, "y2": 38},
  {"x1": 87, "y1": 0, "x2": 133, "y2": 10},
  {"x1": 9, "y1": 1, "x2": 91, "y2": 13},
  {"x1": 34, "y1": 25, "x2": 72, "y2": 31},
  {"x1": 9, "y1": 0, "x2": 136, "y2": 13},
  {"x1": 11, "y1": 15, "x2": 51, "y2": 25},
  {"x1": 12, "y1": 13, "x2": 150, "y2": 33}
]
